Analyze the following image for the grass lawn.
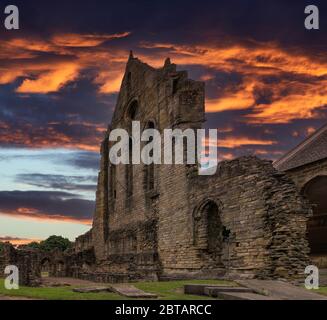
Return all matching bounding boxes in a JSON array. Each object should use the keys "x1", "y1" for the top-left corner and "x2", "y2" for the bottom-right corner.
[
  {"x1": 315, "y1": 287, "x2": 327, "y2": 296},
  {"x1": 0, "y1": 279, "x2": 124, "y2": 300},
  {"x1": 0, "y1": 279, "x2": 235, "y2": 300}
]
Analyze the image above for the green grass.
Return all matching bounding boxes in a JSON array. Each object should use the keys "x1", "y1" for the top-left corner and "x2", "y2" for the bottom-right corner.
[
  {"x1": 315, "y1": 287, "x2": 327, "y2": 296},
  {"x1": 0, "y1": 279, "x2": 125, "y2": 300},
  {"x1": 0, "y1": 279, "x2": 235, "y2": 300}
]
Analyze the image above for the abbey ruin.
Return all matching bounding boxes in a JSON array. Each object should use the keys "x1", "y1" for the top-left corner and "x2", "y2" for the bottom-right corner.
[
  {"x1": 3, "y1": 54, "x2": 323, "y2": 285},
  {"x1": 71, "y1": 54, "x2": 312, "y2": 282}
]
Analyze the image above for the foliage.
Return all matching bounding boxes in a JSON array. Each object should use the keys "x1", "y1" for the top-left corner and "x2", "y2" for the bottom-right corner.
[
  {"x1": 24, "y1": 242, "x2": 41, "y2": 250},
  {"x1": 39, "y1": 236, "x2": 72, "y2": 252},
  {"x1": 24, "y1": 236, "x2": 72, "y2": 252}
]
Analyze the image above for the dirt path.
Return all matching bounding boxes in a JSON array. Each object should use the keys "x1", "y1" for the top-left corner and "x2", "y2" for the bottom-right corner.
[
  {"x1": 237, "y1": 279, "x2": 327, "y2": 300},
  {"x1": 0, "y1": 295, "x2": 37, "y2": 300}
]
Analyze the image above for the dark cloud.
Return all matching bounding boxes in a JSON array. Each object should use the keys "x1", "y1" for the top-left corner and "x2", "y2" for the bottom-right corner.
[
  {"x1": 15, "y1": 174, "x2": 97, "y2": 192},
  {"x1": 64, "y1": 151, "x2": 100, "y2": 170},
  {"x1": 0, "y1": 75, "x2": 112, "y2": 150},
  {"x1": 6, "y1": 0, "x2": 325, "y2": 47},
  {"x1": 0, "y1": 190, "x2": 94, "y2": 222},
  {"x1": 0, "y1": 236, "x2": 26, "y2": 241},
  {"x1": 0, "y1": 0, "x2": 326, "y2": 153}
]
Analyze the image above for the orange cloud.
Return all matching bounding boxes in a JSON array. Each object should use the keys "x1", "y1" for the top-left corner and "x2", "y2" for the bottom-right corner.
[
  {"x1": 139, "y1": 42, "x2": 327, "y2": 123},
  {"x1": 306, "y1": 126, "x2": 316, "y2": 136},
  {"x1": 204, "y1": 136, "x2": 277, "y2": 149},
  {"x1": 52, "y1": 32, "x2": 131, "y2": 47},
  {"x1": 17, "y1": 62, "x2": 80, "y2": 93},
  {"x1": 140, "y1": 42, "x2": 327, "y2": 77},
  {"x1": 205, "y1": 136, "x2": 277, "y2": 148},
  {"x1": 0, "y1": 236, "x2": 42, "y2": 246},
  {"x1": 95, "y1": 69, "x2": 125, "y2": 94},
  {"x1": 1, "y1": 34, "x2": 326, "y2": 124},
  {"x1": 218, "y1": 137, "x2": 277, "y2": 148},
  {"x1": 219, "y1": 152, "x2": 234, "y2": 160},
  {"x1": 254, "y1": 149, "x2": 283, "y2": 156},
  {"x1": 0, "y1": 209, "x2": 92, "y2": 226},
  {"x1": 0, "y1": 121, "x2": 105, "y2": 151},
  {"x1": 206, "y1": 81, "x2": 256, "y2": 112},
  {"x1": 0, "y1": 32, "x2": 130, "y2": 94}
]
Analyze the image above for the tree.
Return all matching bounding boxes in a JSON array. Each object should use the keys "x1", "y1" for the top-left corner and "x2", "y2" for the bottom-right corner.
[
  {"x1": 39, "y1": 236, "x2": 72, "y2": 252},
  {"x1": 0, "y1": 242, "x2": 3, "y2": 253},
  {"x1": 25, "y1": 242, "x2": 41, "y2": 250}
]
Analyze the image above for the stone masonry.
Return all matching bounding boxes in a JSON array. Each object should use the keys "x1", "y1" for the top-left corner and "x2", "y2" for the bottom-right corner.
[
  {"x1": 0, "y1": 243, "x2": 69, "y2": 286},
  {"x1": 72, "y1": 54, "x2": 312, "y2": 282}
]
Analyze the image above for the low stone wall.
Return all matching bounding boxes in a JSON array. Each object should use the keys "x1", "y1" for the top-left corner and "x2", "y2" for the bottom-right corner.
[
  {"x1": 0, "y1": 243, "x2": 91, "y2": 286},
  {"x1": 0, "y1": 243, "x2": 40, "y2": 286}
]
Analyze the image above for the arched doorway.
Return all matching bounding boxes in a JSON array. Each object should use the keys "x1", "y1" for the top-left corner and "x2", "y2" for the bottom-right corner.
[
  {"x1": 40, "y1": 258, "x2": 51, "y2": 278},
  {"x1": 302, "y1": 176, "x2": 327, "y2": 254},
  {"x1": 56, "y1": 261, "x2": 65, "y2": 277},
  {"x1": 193, "y1": 200, "x2": 223, "y2": 260}
]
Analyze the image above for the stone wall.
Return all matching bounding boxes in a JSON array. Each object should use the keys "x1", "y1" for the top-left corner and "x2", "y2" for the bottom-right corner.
[
  {"x1": 0, "y1": 243, "x2": 40, "y2": 286},
  {"x1": 75, "y1": 230, "x2": 93, "y2": 253},
  {"x1": 157, "y1": 157, "x2": 311, "y2": 280},
  {"x1": 0, "y1": 243, "x2": 82, "y2": 286}
]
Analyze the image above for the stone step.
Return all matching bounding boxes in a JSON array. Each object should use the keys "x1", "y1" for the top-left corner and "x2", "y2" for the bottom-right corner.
[
  {"x1": 217, "y1": 292, "x2": 278, "y2": 300},
  {"x1": 204, "y1": 286, "x2": 254, "y2": 297},
  {"x1": 109, "y1": 285, "x2": 158, "y2": 299},
  {"x1": 73, "y1": 287, "x2": 112, "y2": 293},
  {"x1": 184, "y1": 284, "x2": 237, "y2": 296}
]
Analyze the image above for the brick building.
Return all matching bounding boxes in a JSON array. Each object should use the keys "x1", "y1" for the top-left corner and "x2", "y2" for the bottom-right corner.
[{"x1": 72, "y1": 54, "x2": 311, "y2": 282}]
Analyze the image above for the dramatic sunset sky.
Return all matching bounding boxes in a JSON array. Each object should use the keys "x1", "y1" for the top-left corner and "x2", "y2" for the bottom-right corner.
[{"x1": 0, "y1": 0, "x2": 326, "y2": 244}]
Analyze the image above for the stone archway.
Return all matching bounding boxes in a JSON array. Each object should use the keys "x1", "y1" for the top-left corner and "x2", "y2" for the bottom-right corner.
[
  {"x1": 56, "y1": 260, "x2": 65, "y2": 277},
  {"x1": 302, "y1": 175, "x2": 327, "y2": 254},
  {"x1": 193, "y1": 200, "x2": 224, "y2": 262},
  {"x1": 40, "y1": 257, "x2": 51, "y2": 278}
]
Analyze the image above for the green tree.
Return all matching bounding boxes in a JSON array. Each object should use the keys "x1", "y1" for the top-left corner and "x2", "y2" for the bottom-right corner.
[
  {"x1": 25, "y1": 242, "x2": 41, "y2": 250},
  {"x1": 39, "y1": 236, "x2": 72, "y2": 252}
]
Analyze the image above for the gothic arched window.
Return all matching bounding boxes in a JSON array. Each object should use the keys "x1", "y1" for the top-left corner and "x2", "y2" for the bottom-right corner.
[{"x1": 144, "y1": 121, "x2": 155, "y2": 192}]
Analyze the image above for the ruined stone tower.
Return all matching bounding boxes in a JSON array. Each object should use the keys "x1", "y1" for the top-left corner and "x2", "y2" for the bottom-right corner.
[{"x1": 74, "y1": 54, "x2": 311, "y2": 282}]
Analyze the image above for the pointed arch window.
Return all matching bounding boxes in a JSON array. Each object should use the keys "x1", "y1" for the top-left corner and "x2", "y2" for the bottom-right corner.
[
  {"x1": 126, "y1": 137, "x2": 134, "y2": 199},
  {"x1": 144, "y1": 121, "x2": 155, "y2": 192}
]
